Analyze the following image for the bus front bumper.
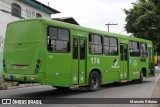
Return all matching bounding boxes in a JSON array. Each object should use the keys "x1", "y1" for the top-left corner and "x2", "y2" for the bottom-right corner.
[{"x1": 2, "y1": 72, "x2": 44, "y2": 83}]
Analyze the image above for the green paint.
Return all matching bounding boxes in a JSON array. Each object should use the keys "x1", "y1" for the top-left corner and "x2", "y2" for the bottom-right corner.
[{"x1": 2, "y1": 18, "x2": 155, "y2": 88}]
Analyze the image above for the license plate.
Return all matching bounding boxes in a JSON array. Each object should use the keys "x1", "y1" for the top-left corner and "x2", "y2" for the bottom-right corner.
[{"x1": 15, "y1": 66, "x2": 24, "y2": 69}]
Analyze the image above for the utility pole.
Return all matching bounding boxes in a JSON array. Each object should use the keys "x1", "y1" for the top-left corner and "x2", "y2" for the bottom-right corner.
[
  {"x1": 47, "y1": 2, "x2": 50, "y2": 6},
  {"x1": 105, "y1": 23, "x2": 118, "y2": 32}
]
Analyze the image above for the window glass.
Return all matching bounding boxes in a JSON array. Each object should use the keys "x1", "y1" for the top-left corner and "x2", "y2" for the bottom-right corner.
[
  {"x1": 58, "y1": 29, "x2": 69, "y2": 40},
  {"x1": 48, "y1": 27, "x2": 57, "y2": 39},
  {"x1": 95, "y1": 45, "x2": 102, "y2": 54},
  {"x1": 89, "y1": 44, "x2": 94, "y2": 54},
  {"x1": 94, "y1": 35, "x2": 101, "y2": 44},
  {"x1": 132, "y1": 42, "x2": 139, "y2": 49},
  {"x1": 104, "y1": 46, "x2": 109, "y2": 55},
  {"x1": 140, "y1": 43, "x2": 148, "y2": 58},
  {"x1": 73, "y1": 38, "x2": 78, "y2": 59},
  {"x1": 110, "y1": 47, "x2": 118, "y2": 55},
  {"x1": 11, "y1": 3, "x2": 21, "y2": 17},
  {"x1": 80, "y1": 39, "x2": 85, "y2": 59},
  {"x1": 124, "y1": 45, "x2": 128, "y2": 60},
  {"x1": 141, "y1": 43, "x2": 147, "y2": 50},
  {"x1": 104, "y1": 37, "x2": 109, "y2": 55},
  {"x1": 129, "y1": 41, "x2": 132, "y2": 50},
  {"x1": 129, "y1": 41, "x2": 140, "y2": 57},
  {"x1": 36, "y1": 13, "x2": 42, "y2": 18},
  {"x1": 120, "y1": 45, "x2": 124, "y2": 61},
  {"x1": 47, "y1": 27, "x2": 70, "y2": 53},
  {"x1": 110, "y1": 38, "x2": 117, "y2": 46},
  {"x1": 104, "y1": 37, "x2": 118, "y2": 56},
  {"x1": 89, "y1": 34, "x2": 102, "y2": 54},
  {"x1": 52, "y1": 40, "x2": 68, "y2": 52},
  {"x1": 104, "y1": 37, "x2": 109, "y2": 45},
  {"x1": 109, "y1": 38, "x2": 118, "y2": 55}
]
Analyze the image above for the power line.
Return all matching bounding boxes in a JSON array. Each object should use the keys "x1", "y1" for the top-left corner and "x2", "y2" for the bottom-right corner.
[
  {"x1": 77, "y1": 0, "x2": 109, "y2": 23},
  {"x1": 85, "y1": 0, "x2": 107, "y2": 19},
  {"x1": 77, "y1": 0, "x2": 118, "y2": 32},
  {"x1": 88, "y1": 0, "x2": 112, "y2": 22},
  {"x1": 86, "y1": 0, "x2": 118, "y2": 23}
]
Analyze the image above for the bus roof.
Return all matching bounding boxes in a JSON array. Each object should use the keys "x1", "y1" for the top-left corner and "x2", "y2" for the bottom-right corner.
[{"x1": 8, "y1": 18, "x2": 152, "y2": 44}]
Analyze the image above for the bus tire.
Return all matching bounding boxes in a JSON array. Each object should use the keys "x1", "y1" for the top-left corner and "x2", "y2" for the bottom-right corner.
[
  {"x1": 139, "y1": 72, "x2": 143, "y2": 84},
  {"x1": 89, "y1": 71, "x2": 101, "y2": 91}
]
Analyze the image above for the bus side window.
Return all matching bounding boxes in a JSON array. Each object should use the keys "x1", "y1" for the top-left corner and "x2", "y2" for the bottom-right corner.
[
  {"x1": 104, "y1": 37, "x2": 109, "y2": 55},
  {"x1": 140, "y1": 42, "x2": 148, "y2": 58},
  {"x1": 89, "y1": 34, "x2": 102, "y2": 54},
  {"x1": 47, "y1": 27, "x2": 70, "y2": 53},
  {"x1": 129, "y1": 41, "x2": 140, "y2": 57},
  {"x1": 104, "y1": 37, "x2": 118, "y2": 56},
  {"x1": 110, "y1": 38, "x2": 118, "y2": 55},
  {"x1": 48, "y1": 27, "x2": 57, "y2": 51}
]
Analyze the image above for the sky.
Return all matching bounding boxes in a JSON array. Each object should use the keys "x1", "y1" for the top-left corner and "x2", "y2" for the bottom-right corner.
[{"x1": 38, "y1": 0, "x2": 136, "y2": 35}]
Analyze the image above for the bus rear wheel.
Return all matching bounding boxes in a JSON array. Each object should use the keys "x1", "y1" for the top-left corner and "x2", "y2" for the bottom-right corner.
[
  {"x1": 89, "y1": 71, "x2": 101, "y2": 91},
  {"x1": 139, "y1": 72, "x2": 143, "y2": 83}
]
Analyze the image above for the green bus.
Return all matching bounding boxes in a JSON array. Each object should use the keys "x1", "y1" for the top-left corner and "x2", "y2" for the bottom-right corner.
[{"x1": 2, "y1": 18, "x2": 155, "y2": 91}]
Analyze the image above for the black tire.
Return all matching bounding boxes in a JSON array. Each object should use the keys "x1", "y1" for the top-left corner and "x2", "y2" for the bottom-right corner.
[
  {"x1": 139, "y1": 72, "x2": 143, "y2": 83},
  {"x1": 89, "y1": 71, "x2": 101, "y2": 91}
]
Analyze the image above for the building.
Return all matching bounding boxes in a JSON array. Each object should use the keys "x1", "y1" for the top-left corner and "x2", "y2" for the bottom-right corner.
[
  {"x1": 52, "y1": 17, "x2": 79, "y2": 25},
  {"x1": 0, "y1": 0, "x2": 60, "y2": 75}
]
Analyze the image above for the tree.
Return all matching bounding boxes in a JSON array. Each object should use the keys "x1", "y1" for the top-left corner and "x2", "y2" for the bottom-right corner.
[{"x1": 124, "y1": 0, "x2": 160, "y2": 54}]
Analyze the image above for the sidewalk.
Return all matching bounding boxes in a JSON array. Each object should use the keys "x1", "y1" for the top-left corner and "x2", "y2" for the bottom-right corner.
[
  {"x1": 151, "y1": 66, "x2": 160, "y2": 98},
  {"x1": 150, "y1": 66, "x2": 160, "y2": 107},
  {"x1": 151, "y1": 75, "x2": 160, "y2": 98},
  {"x1": 0, "y1": 77, "x2": 40, "y2": 90},
  {"x1": 150, "y1": 77, "x2": 160, "y2": 107}
]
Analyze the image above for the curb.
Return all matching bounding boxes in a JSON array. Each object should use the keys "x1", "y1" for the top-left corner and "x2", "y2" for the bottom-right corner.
[{"x1": 151, "y1": 66, "x2": 160, "y2": 98}]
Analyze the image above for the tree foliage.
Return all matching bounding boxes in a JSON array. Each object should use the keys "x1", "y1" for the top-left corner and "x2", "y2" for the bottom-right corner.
[{"x1": 124, "y1": 0, "x2": 160, "y2": 54}]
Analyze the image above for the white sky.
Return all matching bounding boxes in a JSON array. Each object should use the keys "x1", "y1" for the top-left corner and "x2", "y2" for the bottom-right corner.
[{"x1": 38, "y1": 0, "x2": 136, "y2": 35}]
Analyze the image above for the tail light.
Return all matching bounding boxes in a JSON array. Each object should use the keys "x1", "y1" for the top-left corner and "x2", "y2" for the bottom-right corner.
[
  {"x1": 35, "y1": 59, "x2": 40, "y2": 74},
  {"x1": 37, "y1": 59, "x2": 40, "y2": 64}
]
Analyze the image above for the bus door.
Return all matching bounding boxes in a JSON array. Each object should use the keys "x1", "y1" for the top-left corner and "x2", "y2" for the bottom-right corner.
[
  {"x1": 120, "y1": 44, "x2": 128, "y2": 80},
  {"x1": 72, "y1": 37, "x2": 86, "y2": 85},
  {"x1": 148, "y1": 48, "x2": 155, "y2": 76}
]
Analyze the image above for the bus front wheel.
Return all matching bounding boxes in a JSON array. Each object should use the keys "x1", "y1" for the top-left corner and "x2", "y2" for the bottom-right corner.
[{"x1": 89, "y1": 71, "x2": 101, "y2": 91}]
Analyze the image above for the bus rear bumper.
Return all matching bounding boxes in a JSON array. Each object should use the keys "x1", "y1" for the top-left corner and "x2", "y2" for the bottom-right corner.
[{"x1": 2, "y1": 72, "x2": 44, "y2": 83}]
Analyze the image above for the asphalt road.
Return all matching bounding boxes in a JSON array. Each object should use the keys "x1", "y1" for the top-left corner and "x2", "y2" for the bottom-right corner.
[{"x1": 0, "y1": 67, "x2": 160, "y2": 107}]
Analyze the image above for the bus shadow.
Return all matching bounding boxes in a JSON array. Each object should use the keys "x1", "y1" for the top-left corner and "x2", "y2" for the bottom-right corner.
[
  {"x1": 101, "y1": 80, "x2": 152, "y2": 89},
  {"x1": 11, "y1": 87, "x2": 89, "y2": 98},
  {"x1": 12, "y1": 80, "x2": 152, "y2": 98}
]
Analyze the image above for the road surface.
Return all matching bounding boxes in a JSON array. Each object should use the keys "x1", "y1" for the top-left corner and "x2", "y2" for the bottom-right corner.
[{"x1": 0, "y1": 66, "x2": 160, "y2": 107}]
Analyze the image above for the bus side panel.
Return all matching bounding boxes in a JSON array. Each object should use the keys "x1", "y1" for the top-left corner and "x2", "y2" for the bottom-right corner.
[
  {"x1": 128, "y1": 57, "x2": 141, "y2": 80},
  {"x1": 44, "y1": 25, "x2": 72, "y2": 87},
  {"x1": 87, "y1": 56, "x2": 120, "y2": 84}
]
